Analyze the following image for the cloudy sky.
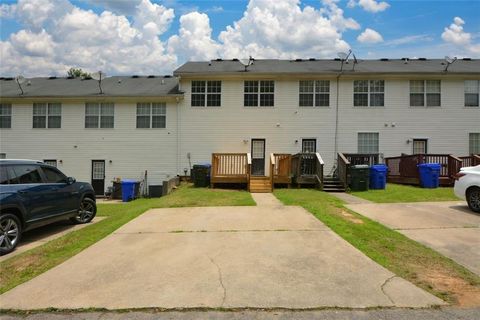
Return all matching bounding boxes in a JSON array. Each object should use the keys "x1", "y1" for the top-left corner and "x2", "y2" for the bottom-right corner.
[{"x1": 1, "y1": 0, "x2": 479, "y2": 76}]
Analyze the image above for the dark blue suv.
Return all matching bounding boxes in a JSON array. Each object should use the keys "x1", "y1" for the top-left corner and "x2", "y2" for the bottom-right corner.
[{"x1": 0, "y1": 160, "x2": 96, "y2": 255}]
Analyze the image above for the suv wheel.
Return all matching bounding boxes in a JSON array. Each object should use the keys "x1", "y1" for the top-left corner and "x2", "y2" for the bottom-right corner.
[
  {"x1": 466, "y1": 187, "x2": 480, "y2": 213},
  {"x1": 71, "y1": 198, "x2": 97, "y2": 224},
  {"x1": 0, "y1": 214, "x2": 22, "y2": 255}
]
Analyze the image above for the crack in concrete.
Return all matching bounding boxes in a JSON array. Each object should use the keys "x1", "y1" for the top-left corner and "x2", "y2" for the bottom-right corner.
[
  {"x1": 207, "y1": 255, "x2": 227, "y2": 307},
  {"x1": 115, "y1": 229, "x2": 329, "y2": 235},
  {"x1": 380, "y1": 275, "x2": 398, "y2": 305}
]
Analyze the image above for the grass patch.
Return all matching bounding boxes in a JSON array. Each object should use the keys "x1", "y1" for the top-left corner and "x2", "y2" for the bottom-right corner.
[
  {"x1": 0, "y1": 183, "x2": 254, "y2": 294},
  {"x1": 351, "y1": 184, "x2": 459, "y2": 203},
  {"x1": 274, "y1": 189, "x2": 480, "y2": 306}
]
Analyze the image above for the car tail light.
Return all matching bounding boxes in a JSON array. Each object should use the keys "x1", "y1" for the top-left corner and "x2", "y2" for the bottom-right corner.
[{"x1": 454, "y1": 172, "x2": 466, "y2": 180}]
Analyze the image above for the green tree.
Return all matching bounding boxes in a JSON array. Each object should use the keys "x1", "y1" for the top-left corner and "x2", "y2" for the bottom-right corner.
[{"x1": 67, "y1": 68, "x2": 90, "y2": 78}]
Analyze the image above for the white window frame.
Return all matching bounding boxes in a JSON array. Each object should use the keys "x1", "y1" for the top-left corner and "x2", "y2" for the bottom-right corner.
[
  {"x1": 410, "y1": 80, "x2": 441, "y2": 107},
  {"x1": 85, "y1": 102, "x2": 114, "y2": 128},
  {"x1": 299, "y1": 80, "x2": 330, "y2": 107},
  {"x1": 0, "y1": 103, "x2": 12, "y2": 129},
  {"x1": 353, "y1": 80, "x2": 385, "y2": 107},
  {"x1": 464, "y1": 80, "x2": 479, "y2": 107},
  {"x1": 33, "y1": 103, "x2": 61, "y2": 129},
  {"x1": 136, "y1": 102, "x2": 166, "y2": 129},
  {"x1": 358, "y1": 132, "x2": 379, "y2": 154},
  {"x1": 191, "y1": 81, "x2": 221, "y2": 107},
  {"x1": 470, "y1": 133, "x2": 480, "y2": 154},
  {"x1": 244, "y1": 80, "x2": 275, "y2": 107}
]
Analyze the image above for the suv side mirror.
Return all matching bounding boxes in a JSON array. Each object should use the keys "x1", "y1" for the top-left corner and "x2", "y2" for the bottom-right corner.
[{"x1": 66, "y1": 177, "x2": 76, "y2": 185}]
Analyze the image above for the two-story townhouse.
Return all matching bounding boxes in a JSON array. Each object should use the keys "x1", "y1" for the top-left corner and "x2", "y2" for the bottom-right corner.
[{"x1": 1, "y1": 58, "x2": 479, "y2": 194}]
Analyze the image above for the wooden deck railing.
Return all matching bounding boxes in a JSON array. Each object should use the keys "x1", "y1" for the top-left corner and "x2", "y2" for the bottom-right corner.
[
  {"x1": 292, "y1": 152, "x2": 324, "y2": 189},
  {"x1": 343, "y1": 153, "x2": 381, "y2": 166},
  {"x1": 211, "y1": 153, "x2": 250, "y2": 187},
  {"x1": 337, "y1": 153, "x2": 350, "y2": 190},
  {"x1": 385, "y1": 154, "x2": 462, "y2": 186},
  {"x1": 459, "y1": 154, "x2": 480, "y2": 167},
  {"x1": 271, "y1": 153, "x2": 292, "y2": 185}
]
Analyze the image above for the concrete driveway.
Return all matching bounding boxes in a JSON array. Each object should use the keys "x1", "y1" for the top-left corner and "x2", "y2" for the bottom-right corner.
[
  {"x1": 346, "y1": 201, "x2": 480, "y2": 276},
  {"x1": 0, "y1": 194, "x2": 443, "y2": 310}
]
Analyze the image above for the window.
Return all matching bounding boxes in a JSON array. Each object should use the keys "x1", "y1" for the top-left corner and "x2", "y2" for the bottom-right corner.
[
  {"x1": 136, "y1": 103, "x2": 166, "y2": 128},
  {"x1": 191, "y1": 81, "x2": 221, "y2": 107},
  {"x1": 413, "y1": 139, "x2": 428, "y2": 154},
  {"x1": 42, "y1": 166, "x2": 66, "y2": 183},
  {"x1": 358, "y1": 133, "x2": 379, "y2": 153},
  {"x1": 354, "y1": 80, "x2": 384, "y2": 107},
  {"x1": 85, "y1": 103, "x2": 114, "y2": 128},
  {"x1": 33, "y1": 103, "x2": 61, "y2": 128},
  {"x1": 244, "y1": 80, "x2": 274, "y2": 107},
  {"x1": 470, "y1": 133, "x2": 480, "y2": 154},
  {"x1": 465, "y1": 80, "x2": 479, "y2": 107},
  {"x1": 0, "y1": 103, "x2": 12, "y2": 128},
  {"x1": 410, "y1": 80, "x2": 441, "y2": 107},
  {"x1": 13, "y1": 165, "x2": 43, "y2": 184},
  {"x1": 0, "y1": 153, "x2": 6, "y2": 159},
  {"x1": 299, "y1": 81, "x2": 329, "y2": 107},
  {"x1": 302, "y1": 139, "x2": 317, "y2": 153},
  {"x1": 43, "y1": 159, "x2": 57, "y2": 167}
]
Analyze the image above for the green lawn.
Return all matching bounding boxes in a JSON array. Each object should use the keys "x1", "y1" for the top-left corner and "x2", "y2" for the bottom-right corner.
[
  {"x1": 274, "y1": 189, "x2": 480, "y2": 305},
  {"x1": 0, "y1": 184, "x2": 254, "y2": 294},
  {"x1": 351, "y1": 183, "x2": 459, "y2": 203}
]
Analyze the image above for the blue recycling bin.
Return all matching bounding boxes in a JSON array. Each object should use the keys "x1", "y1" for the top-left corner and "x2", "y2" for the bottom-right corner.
[
  {"x1": 369, "y1": 164, "x2": 387, "y2": 189},
  {"x1": 417, "y1": 163, "x2": 441, "y2": 188},
  {"x1": 121, "y1": 179, "x2": 136, "y2": 202}
]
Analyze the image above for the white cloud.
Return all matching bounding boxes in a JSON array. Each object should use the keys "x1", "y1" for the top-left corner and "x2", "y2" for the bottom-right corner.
[
  {"x1": 441, "y1": 17, "x2": 480, "y2": 55},
  {"x1": 10, "y1": 29, "x2": 56, "y2": 57},
  {"x1": 357, "y1": 28, "x2": 383, "y2": 43},
  {"x1": 348, "y1": 0, "x2": 390, "y2": 13},
  {"x1": 84, "y1": 0, "x2": 142, "y2": 15},
  {"x1": 133, "y1": 0, "x2": 175, "y2": 37},
  {"x1": 385, "y1": 34, "x2": 433, "y2": 46}
]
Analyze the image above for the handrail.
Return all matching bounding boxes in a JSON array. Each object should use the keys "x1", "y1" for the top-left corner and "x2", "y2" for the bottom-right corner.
[
  {"x1": 338, "y1": 152, "x2": 350, "y2": 165},
  {"x1": 474, "y1": 155, "x2": 480, "y2": 166},
  {"x1": 337, "y1": 152, "x2": 350, "y2": 190},
  {"x1": 270, "y1": 153, "x2": 275, "y2": 192},
  {"x1": 247, "y1": 153, "x2": 252, "y2": 191},
  {"x1": 316, "y1": 153, "x2": 325, "y2": 165},
  {"x1": 315, "y1": 152, "x2": 324, "y2": 190},
  {"x1": 247, "y1": 153, "x2": 252, "y2": 165}
]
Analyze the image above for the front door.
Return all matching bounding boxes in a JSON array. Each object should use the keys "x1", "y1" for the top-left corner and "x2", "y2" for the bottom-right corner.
[
  {"x1": 413, "y1": 139, "x2": 428, "y2": 154},
  {"x1": 302, "y1": 139, "x2": 317, "y2": 153},
  {"x1": 91, "y1": 160, "x2": 105, "y2": 196},
  {"x1": 251, "y1": 139, "x2": 266, "y2": 176}
]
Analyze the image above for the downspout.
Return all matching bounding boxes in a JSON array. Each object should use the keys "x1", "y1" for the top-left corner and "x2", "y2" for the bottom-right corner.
[
  {"x1": 176, "y1": 76, "x2": 181, "y2": 176},
  {"x1": 334, "y1": 70, "x2": 342, "y2": 171}
]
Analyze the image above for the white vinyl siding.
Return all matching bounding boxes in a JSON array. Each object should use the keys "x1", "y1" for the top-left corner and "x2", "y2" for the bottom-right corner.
[
  {"x1": 470, "y1": 133, "x2": 480, "y2": 154},
  {"x1": 33, "y1": 103, "x2": 61, "y2": 128},
  {"x1": 465, "y1": 80, "x2": 479, "y2": 107},
  {"x1": 299, "y1": 80, "x2": 329, "y2": 107},
  {"x1": 0, "y1": 103, "x2": 12, "y2": 128},
  {"x1": 136, "y1": 103, "x2": 166, "y2": 128},
  {"x1": 85, "y1": 102, "x2": 114, "y2": 128},
  {"x1": 191, "y1": 81, "x2": 221, "y2": 107},
  {"x1": 358, "y1": 132, "x2": 379, "y2": 153},
  {"x1": 354, "y1": 80, "x2": 384, "y2": 107},
  {"x1": 244, "y1": 80, "x2": 274, "y2": 107},
  {"x1": 410, "y1": 80, "x2": 441, "y2": 107}
]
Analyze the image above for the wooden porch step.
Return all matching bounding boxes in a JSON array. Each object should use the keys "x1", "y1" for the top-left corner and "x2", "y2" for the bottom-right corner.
[{"x1": 249, "y1": 176, "x2": 272, "y2": 193}]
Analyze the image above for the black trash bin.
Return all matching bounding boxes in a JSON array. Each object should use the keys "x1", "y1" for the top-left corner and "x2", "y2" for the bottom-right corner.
[
  {"x1": 350, "y1": 165, "x2": 370, "y2": 191},
  {"x1": 149, "y1": 185, "x2": 163, "y2": 197},
  {"x1": 192, "y1": 163, "x2": 211, "y2": 187}
]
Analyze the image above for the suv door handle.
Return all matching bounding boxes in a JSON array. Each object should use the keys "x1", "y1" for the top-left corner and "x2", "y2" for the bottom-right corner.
[{"x1": 18, "y1": 190, "x2": 28, "y2": 194}]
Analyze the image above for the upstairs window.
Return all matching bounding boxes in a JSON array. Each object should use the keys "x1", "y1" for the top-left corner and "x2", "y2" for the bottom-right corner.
[
  {"x1": 358, "y1": 132, "x2": 379, "y2": 153},
  {"x1": 410, "y1": 80, "x2": 441, "y2": 107},
  {"x1": 354, "y1": 80, "x2": 384, "y2": 107},
  {"x1": 137, "y1": 103, "x2": 166, "y2": 128},
  {"x1": 85, "y1": 102, "x2": 114, "y2": 128},
  {"x1": 191, "y1": 81, "x2": 221, "y2": 107},
  {"x1": 465, "y1": 80, "x2": 479, "y2": 107},
  {"x1": 33, "y1": 103, "x2": 61, "y2": 128},
  {"x1": 0, "y1": 103, "x2": 12, "y2": 128},
  {"x1": 299, "y1": 80, "x2": 330, "y2": 107},
  {"x1": 244, "y1": 80, "x2": 274, "y2": 107}
]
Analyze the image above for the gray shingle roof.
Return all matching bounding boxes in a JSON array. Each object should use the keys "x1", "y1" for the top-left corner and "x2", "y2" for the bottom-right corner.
[
  {"x1": 0, "y1": 76, "x2": 181, "y2": 98},
  {"x1": 174, "y1": 58, "x2": 480, "y2": 75}
]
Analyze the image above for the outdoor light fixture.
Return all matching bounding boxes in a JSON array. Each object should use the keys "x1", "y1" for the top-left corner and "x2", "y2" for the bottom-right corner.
[
  {"x1": 243, "y1": 139, "x2": 249, "y2": 144},
  {"x1": 91, "y1": 71, "x2": 106, "y2": 94},
  {"x1": 183, "y1": 168, "x2": 188, "y2": 176},
  {"x1": 15, "y1": 75, "x2": 26, "y2": 95},
  {"x1": 109, "y1": 160, "x2": 113, "y2": 164}
]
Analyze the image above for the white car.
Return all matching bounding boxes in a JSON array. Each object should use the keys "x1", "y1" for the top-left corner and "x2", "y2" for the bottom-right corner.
[{"x1": 454, "y1": 165, "x2": 480, "y2": 213}]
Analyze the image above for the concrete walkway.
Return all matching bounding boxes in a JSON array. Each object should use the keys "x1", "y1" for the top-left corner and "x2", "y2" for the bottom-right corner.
[
  {"x1": 347, "y1": 201, "x2": 480, "y2": 276},
  {"x1": 327, "y1": 192, "x2": 373, "y2": 204},
  {"x1": 0, "y1": 201, "x2": 444, "y2": 310}
]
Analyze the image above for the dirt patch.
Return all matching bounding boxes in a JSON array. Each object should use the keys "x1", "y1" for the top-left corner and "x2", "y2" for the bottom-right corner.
[
  {"x1": 418, "y1": 268, "x2": 480, "y2": 307},
  {"x1": 339, "y1": 210, "x2": 364, "y2": 224}
]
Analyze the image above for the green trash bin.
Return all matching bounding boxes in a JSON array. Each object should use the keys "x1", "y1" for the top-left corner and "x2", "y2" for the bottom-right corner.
[
  {"x1": 350, "y1": 165, "x2": 370, "y2": 191},
  {"x1": 192, "y1": 163, "x2": 211, "y2": 187}
]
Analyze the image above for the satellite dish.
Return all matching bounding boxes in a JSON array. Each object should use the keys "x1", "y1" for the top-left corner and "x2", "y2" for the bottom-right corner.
[
  {"x1": 239, "y1": 59, "x2": 250, "y2": 66},
  {"x1": 15, "y1": 75, "x2": 26, "y2": 84},
  {"x1": 91, "y1": 71, "x2": 105, "y2": 81},
  {"x1": 337, "y1": 52, "x2": 348, "y2": 60},
  {"x1": 444, "y1": 56, "x2": 457, "y2": 72},
  {"x1": 445, "y1": 56, "x2": 455, "y2": 64}
]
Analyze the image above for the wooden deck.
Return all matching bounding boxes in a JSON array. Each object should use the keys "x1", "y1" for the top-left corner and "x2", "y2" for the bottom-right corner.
[
  {"x1": 210, "y1": 153, "x2": 250, "y2": 188},
  {"x1": 459, "y1": 154, "x2": 480, "y2": 167}
]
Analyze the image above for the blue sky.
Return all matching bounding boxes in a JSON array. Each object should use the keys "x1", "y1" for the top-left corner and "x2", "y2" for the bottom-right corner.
[{"x1": 0, "y1": 0, "x2": 479, "y2": 76}]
